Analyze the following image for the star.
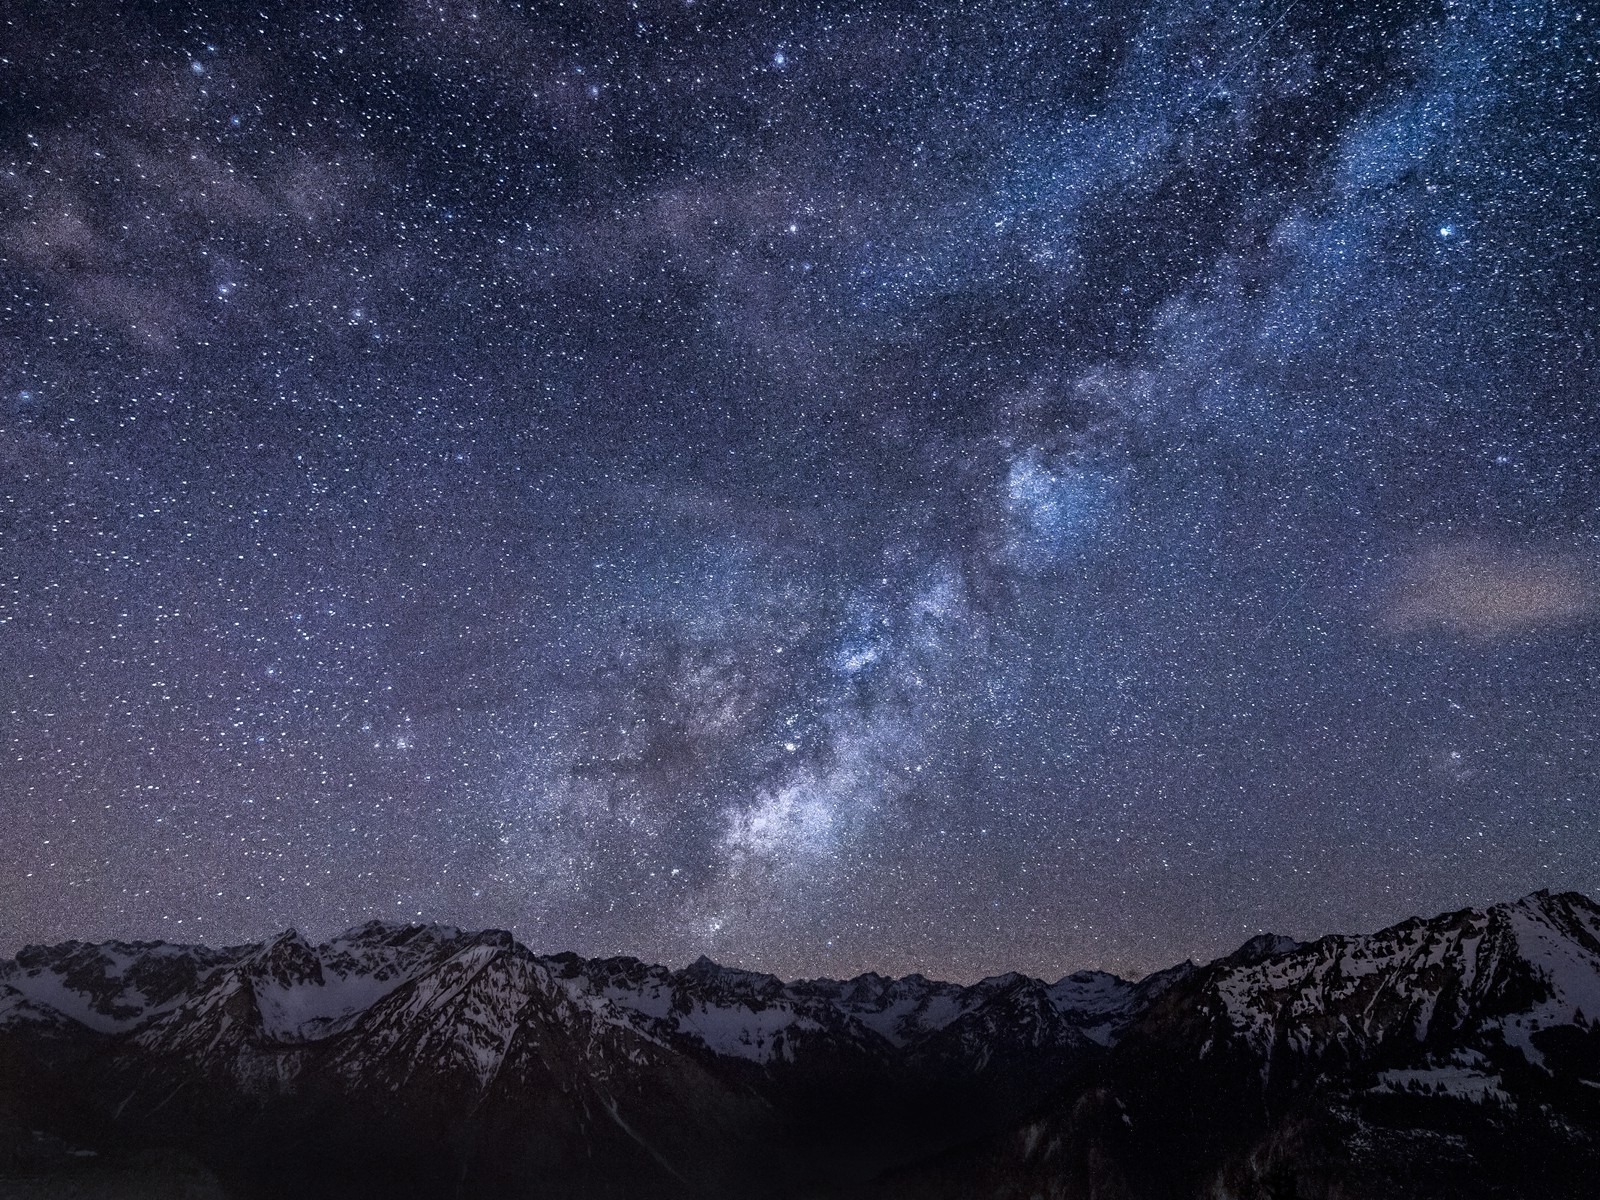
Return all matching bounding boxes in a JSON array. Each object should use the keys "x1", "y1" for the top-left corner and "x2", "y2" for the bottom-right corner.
[{"x1": 2, "y1": 0, "x2": 1594, "y2": 984}]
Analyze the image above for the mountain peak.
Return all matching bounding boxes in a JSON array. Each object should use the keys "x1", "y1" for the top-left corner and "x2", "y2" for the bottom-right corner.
[
  {"x1": 1225, "y1": 932, "x2": 1302, "y2": 966},
  {"x1": 1510, "y1": 887, "x2": 1596, "y2": 915},
  {"x1": 973, "y1": 971, "x2": 1034, "y2": 992},
  {"x1": 250, "y1": 928, "x2": 323, "y2": 990},
  {"x1": 8, "y1": 889, "x2": 1596, "y2": 1198}
]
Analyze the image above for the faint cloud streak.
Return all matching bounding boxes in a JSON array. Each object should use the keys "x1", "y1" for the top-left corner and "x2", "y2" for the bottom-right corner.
[{"x1": 1382, "y1": 541, "x2": 1597, "y2": 641}]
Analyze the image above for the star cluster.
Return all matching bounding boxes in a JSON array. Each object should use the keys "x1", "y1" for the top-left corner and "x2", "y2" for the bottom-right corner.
[{"x1": 3, "y1": 0, "x2": 1596, "y2": 980}]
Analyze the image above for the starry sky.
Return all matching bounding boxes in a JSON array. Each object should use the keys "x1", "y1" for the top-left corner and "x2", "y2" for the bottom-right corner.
[{"x1": 2, "y1": 0, "x2": 1596, "y2": 982}]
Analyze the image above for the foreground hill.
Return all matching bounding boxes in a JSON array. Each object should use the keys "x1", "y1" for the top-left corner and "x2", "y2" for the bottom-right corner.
[{"x1": 2, "y1": 890, "x2": 1597, "y2": 1198}]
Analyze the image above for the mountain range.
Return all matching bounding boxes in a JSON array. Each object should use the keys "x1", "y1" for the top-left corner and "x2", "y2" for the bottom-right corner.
[{"x1": 2, "y1": 889, "x2": 1598, "y2": 1198}]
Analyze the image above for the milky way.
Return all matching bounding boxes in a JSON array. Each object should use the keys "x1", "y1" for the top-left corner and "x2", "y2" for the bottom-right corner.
[{"x1": 3, "y1": 0, "x2": 1596, "y2": 981}]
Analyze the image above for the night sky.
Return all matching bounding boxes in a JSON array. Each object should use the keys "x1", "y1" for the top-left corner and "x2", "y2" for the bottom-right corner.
[{"x1": 3, "y1": 0, "x2": 1596, "y2": 982}]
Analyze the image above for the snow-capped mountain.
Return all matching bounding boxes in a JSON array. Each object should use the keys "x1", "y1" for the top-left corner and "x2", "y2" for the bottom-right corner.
[
  {"x1": 0, "y1": 921, "x2": 1196, "y2": 1075},
  {"x1": 3, "y1": 890, "x2": 1597, "y2": 1199},
  {"x1": 1204, "y1": 889, "x2": 1600, "y2": 1072},
  {"x1": 0, "y1": 938, "x2": 241, "y2": 1033},
  {"x1": 883, "y1": 890, "x2": 1600, "y2": 1200}
]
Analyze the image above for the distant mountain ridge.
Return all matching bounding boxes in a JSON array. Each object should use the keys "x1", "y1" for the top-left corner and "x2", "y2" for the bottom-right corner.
[
  {"x1": 1, "y1": 919, "x2": 1187, "y2": 1061},
  {"x1": 2, "y1": 890, "x2": 1597, "y2": 1199}
]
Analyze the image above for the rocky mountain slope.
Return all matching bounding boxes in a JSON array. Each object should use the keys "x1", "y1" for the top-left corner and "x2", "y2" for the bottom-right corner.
[
  {"x1": 2, "y1": 890, "x2": 1597, "y2": 1198},
  {"x1": 882, "y1": 889, "x2": 1600, "y2": 1200}
]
